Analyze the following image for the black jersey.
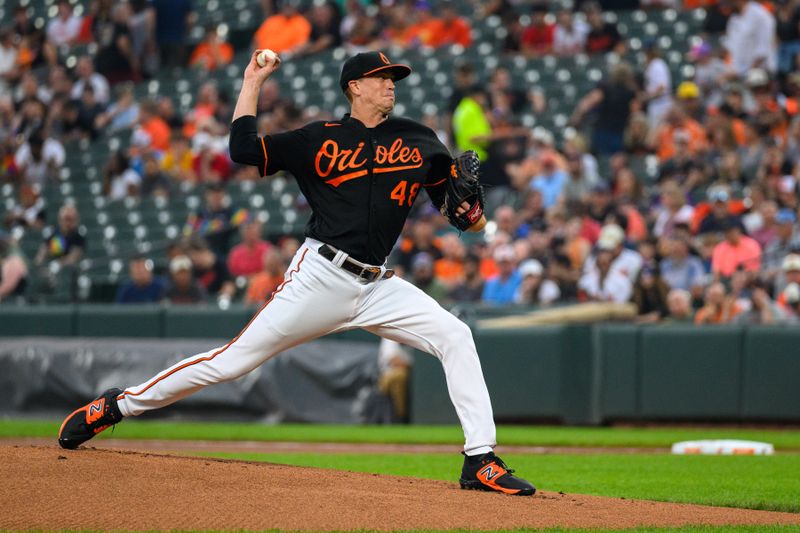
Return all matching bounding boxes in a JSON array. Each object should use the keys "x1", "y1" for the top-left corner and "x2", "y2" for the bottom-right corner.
[{"x1": 230, "y1": 114, "x2": 452, "y2": 265}]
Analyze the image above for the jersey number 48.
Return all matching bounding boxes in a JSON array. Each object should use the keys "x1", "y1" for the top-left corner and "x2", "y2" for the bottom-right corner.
[{"x1": 390, "y1": 180, "x2": 420, "y2": 207}]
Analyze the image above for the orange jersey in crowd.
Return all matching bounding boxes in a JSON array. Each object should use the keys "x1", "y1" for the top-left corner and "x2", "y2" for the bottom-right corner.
[
  {"x1": 655, "y1": 120, "x2": 708, "y2": 161},
  {"x1": 694, "y1": 302, "x2": 742, "y2": 324},
  {"x1": 245, "y1": 272, "x2": 284, "y2": 304},
  {"x1": 404, "y1": 18, "x2": 441, "y2": 47},
  {"x1": 479, "y1": 257, "x2": 499, "y2": 279},
  {"x1": 407, "y1": 18, "x2": 472, "y2": 48},
  {"x1": 565, "y1": 236, "x2": 591, "y2": 269},
  {"x1": 189, "y1": 41, "x2": 234, "y2": 71},
  {"x1": 142, "y1": 116, "x2": 171, "y2": 152},
  {"x1": 253, "y1": 13, "x2": 311, "y2": 53},
  {"x1": 731, "y1": 118, "x2": 748, "y2": 146},
  {"x1": 434, "y1": 258, "x2": 465, "y2": 284},
  {"x1": 622, "y1": 206, "x2": 647, "y2": 242}
]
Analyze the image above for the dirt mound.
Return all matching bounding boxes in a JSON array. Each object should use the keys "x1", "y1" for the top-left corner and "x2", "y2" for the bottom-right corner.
[{"x1": 2, "y1": 445, "x2": 798, "y2": 531}]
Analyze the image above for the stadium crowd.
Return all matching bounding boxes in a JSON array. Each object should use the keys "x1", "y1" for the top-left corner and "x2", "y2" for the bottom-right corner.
[{"x1": 1, "y1": 0, "x2": 800, "y2": 325}]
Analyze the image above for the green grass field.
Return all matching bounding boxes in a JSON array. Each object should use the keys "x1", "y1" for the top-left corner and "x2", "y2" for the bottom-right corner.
[
  {"x1": 199, "y1": 452, "x2": 800, "y2": 513},
  {"x1": 4, "y1": 419, "x2": 800, "y2": 449},
  {"x1": 3, "y1": 420, "x2": 800, "y2": 532}
]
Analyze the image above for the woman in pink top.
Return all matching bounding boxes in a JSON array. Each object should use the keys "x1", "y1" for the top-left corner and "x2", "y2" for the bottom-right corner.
[
  {"x1": 711, "y1": 219, "x2": 762, "y2": 277},
  {"x1": 227, "y1": 220, "x2": 272, "y2": 277}
]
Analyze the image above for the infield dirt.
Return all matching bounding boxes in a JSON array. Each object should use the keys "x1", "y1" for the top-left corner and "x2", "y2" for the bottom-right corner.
[{"x1": 3, "y1": 445, "x2": 799, "y2": 531}]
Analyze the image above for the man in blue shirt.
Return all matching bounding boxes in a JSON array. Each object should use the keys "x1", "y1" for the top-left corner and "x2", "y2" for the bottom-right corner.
[
  {"x1": 530, "y1": 151, "x2": 568, "y2": 209},
  {"x1": 115, "y1": 255, "x2": 167, "y2": 304},
  {"x1": 482, "y1": 245, "x2": 522, "y2": 305},
  {"x1": 660, "y1": 236, "x2": 706, "y2": 296}
]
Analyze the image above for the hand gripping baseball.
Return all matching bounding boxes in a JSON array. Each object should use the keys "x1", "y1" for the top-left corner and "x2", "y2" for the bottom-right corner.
[
  {"x1": 442, "y1": 150, "x2": 486, "y2": 232},
  {"x1": 244, "y1": 49, "x2": 281, "y2": 86}
]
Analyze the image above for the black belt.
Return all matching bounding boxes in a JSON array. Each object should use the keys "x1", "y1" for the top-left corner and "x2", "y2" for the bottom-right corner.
[{"x1": 318, "y1": 244, "x2": 394, "y2": 283}]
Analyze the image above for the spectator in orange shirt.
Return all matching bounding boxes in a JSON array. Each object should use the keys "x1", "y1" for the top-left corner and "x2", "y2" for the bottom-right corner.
[
  {"x1": 711, "y1": 218, "x2": 762, "y2": 277},
  {"x1": 245, "y1": 247, "x2": 287, "y2": 304},
  {"x1": 434, "y1": 233, "x2": 466, "y2": 287},
  {"x1": 404, "y1": 2, "x2": 443, "y2": 48},
  {"x1": 252, "y1": 0, "x2": 311, "y2": 55},
  {"x1": 429, "y1": 1, "x2": 472, "y2": 48},
  {"x1": 654, "y1": 107, "x2": 709, "y2": 161},
  {"x1": 695, "y1": 281, "x2": 741, "y2": 324},
  {"x1": 189, "y1": 25, "x2": 234, "y2": 71},
  {"x1": 135, "y1": 100, "x2": 171, "y2": 152}
]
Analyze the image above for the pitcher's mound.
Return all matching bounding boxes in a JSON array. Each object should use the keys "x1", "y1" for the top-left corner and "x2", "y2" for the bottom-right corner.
[{"x1": 2, "y1": 445, "x2": 798, "y2": 531}]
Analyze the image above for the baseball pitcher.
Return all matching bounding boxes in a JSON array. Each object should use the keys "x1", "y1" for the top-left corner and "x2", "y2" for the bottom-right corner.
[{"x1": 58, "y1": 50, "x2": 535, "y2": 496}]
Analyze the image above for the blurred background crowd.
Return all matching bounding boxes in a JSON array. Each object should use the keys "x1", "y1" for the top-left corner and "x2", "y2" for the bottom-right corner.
[{"x1": 1, "y1": 0, "x2": 800, "y2": 326}]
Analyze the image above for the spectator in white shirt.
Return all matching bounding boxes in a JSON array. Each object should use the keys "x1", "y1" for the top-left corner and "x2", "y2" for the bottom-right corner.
[
  {"x1": 583, "y1": 224, "x2": 643, "y2": 283},
  {"x1": 578, "y1": 247, "x2": 633, "y2": 303},
  {"x1": 70, "y1": 56, "x2": 110, "y2": 105},
  {"x1": 0, "y1": 29, "x2": 18, "y2": 90},
  {"x1": 643, "y1": 40, "x2": 672, "y2": 128},
  {"x1": 46, "y1": 0, "x2": 83, "y2": 47},
  {"x1": 725, "y1": 0, "x2": 777, "y2": 76},
  {"x1": 552, "y1": 10, "x2": 588, "y2": 56},
  {"x1": 14, "y1": 132, "x2": 65, "y2": 188}
]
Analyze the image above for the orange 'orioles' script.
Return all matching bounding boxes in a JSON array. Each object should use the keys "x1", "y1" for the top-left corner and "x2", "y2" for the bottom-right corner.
[{"x1": 315, "y1": 138, "x2": 423, "y2": 187}]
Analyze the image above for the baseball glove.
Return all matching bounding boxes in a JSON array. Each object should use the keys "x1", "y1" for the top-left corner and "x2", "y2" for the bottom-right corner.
[{"x1": 441, "y1": 150, "x2": 485, "y2": 232}]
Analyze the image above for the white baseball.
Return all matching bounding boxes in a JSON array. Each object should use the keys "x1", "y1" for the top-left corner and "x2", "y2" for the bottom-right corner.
[{"x1": 256, "y1": 49, "x2": 278, "y2": 68}]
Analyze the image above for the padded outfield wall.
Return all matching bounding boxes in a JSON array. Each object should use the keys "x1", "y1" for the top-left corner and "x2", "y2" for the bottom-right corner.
[{"x1": 0, "y1": 306, "x2": 798, "y2": 423}]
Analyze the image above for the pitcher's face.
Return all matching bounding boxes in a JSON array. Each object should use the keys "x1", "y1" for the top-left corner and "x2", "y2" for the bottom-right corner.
[{"x1": 353, "y1": 72, "x2": 396, "y2": 114}]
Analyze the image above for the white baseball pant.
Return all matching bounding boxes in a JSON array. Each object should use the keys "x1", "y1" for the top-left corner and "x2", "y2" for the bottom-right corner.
[{"x1": 116, "y1": 238, "x2": 497, "y2": 455}]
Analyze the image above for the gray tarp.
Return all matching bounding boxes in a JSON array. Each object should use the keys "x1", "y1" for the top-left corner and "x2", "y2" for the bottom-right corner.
[{"x1": 0, "y1": 337, "x2": 387, "y2": 423}]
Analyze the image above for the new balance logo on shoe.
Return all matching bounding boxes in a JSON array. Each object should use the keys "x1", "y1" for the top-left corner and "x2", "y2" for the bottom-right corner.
[
  {"x1": 86, "y1": 400, "x2": 105, "y2": 423},
  {"x1": 479, "y1": 465, "x2": 501, "y2": 481}
]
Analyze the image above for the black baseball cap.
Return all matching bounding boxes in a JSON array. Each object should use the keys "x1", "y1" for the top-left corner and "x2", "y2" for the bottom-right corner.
[{"x1": 339, "y1": 52, "x2": 411, "y2": 93}]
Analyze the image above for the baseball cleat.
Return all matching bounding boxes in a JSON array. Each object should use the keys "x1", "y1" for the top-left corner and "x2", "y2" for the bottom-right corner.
[
  {"x1": 459, "y1": 451, "x2": 536, "y2": 496},
  {"x1": 58, "y1": 388, "x2": 124, "y2": 450}
]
